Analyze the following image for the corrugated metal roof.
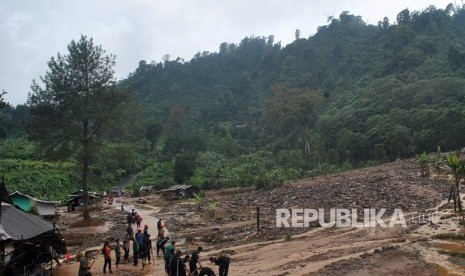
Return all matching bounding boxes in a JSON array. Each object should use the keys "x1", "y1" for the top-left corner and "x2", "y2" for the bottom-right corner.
[
  {"x1": 0, "y1": 203, "x2": 54, "y2": 240},
  {"x1": 159, "y1": 184, "x2": 193, "y2": 192},
  {"x1": 10, "y1": 191, "x2": 59, "y2": 204}
]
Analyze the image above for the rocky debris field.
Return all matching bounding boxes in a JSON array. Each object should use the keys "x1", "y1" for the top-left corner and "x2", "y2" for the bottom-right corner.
[
  {"x1": 155, "y1": 160, "x2": 451, "y2": 247},
  {"x1": 54, "y1": 158, "x2": 465, "y2": 275},
  {"x1": 57, "y1": 204, "x2": 128, "y2": 254}
]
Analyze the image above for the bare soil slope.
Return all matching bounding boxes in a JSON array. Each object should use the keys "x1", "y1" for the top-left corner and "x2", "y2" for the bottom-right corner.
[{"x1": 54, "y1": 159, "x2": 465, "y2": 275}]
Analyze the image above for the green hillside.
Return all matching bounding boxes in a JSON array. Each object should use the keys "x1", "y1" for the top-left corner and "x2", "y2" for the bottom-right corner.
[{"x1": 1, "y1": 4, "x2": 465, "y2": 199}]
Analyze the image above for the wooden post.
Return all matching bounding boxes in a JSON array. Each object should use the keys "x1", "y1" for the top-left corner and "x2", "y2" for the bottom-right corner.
[
  {"x1": 0, "y1": 240, "x2": 4, "y2": 276},
  {"x1": 256, "y1": 206, "x2": 260, "y2": 233},
  {"x1": 0, "y1": 175, "x2": 4, "y2": 224}
]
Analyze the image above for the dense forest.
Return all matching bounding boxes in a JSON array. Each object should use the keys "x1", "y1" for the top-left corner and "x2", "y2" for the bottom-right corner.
[{"x1": 1, "y1": 4, "x2": 465, "y2": 201}]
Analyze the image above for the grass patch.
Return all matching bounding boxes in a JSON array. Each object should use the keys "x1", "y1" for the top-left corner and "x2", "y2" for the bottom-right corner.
[
  {"x1": 438, "y1": 250, "x2": 465, "y2": 259},
  {"x1": 433, "y1": 233, "x2": 465, "y2": 241}
]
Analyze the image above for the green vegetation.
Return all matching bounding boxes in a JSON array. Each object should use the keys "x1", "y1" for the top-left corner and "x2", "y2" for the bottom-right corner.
[
  {"x1": 27, "y1": 36, "x2": 132, "y2": 219},
  {"x1": 208, "y1": 201, "x2": 219, "y2": 219},
  {"x1": 433, "y1": 233, "x2": 465, "y2": 240},
  {"x1": 2, "y1": 4, "x2": 465, "y2": 200},
  {"x1": 446, "y1": 153, "x2": 465, "y2": 219},
  {"x1": 0, "y1": 90, "x2": 8, "y2": 110},
  {"x1": 191, "y1": 191, "x2": 205, "y2": 211},
  {"x1": 28, "y1": 205, "x2": 40, "y2": 217},
  {"x1": 416, "y1": 152, "x2": 430, "y2": 177},
  {"x1": 438, "y1": 250, "x2": 465, "y2": 259}
]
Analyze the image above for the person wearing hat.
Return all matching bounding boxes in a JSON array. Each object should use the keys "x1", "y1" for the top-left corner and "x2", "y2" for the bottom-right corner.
[
  {"x1": 78, "y1": 250, "x2": 95, "y2": 276},
  {"x1": 135, "y1": 227, "x2": 144, "y2": 243},
  {"x1": 210, "y1": 255, "x2": 230, "y2": 276}
]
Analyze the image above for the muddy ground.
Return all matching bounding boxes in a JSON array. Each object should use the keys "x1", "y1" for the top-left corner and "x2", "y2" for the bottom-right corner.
[{"x1": 53, "y1": 159, "x2": 465, "y2": 275}]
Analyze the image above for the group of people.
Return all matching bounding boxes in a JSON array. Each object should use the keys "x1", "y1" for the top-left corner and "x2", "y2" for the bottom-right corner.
[
  {"x1": 164, "y1": 245, "x2": 230, "y2": 276},
  {"x1": 78, "y1": 207, "x2": 230, "y2": 276},
  {"x1": 127, "y1": 209, "x2": 153, "y2": 268},
  {"x1": 127, "y1": 209, "x2": 144, "y2": 228}
]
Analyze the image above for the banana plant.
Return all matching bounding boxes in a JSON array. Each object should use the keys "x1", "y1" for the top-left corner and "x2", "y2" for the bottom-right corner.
[
  {"x1": 191, "y1": 191, "x2": 205, "y2": 211},
  {"x1": 446, "y1": 153, "x2": 465, "y2": 221},
  {"x1": 416, "y1": 152, "x2": 429, "y2": 177},
  {"x1": 209, "y1": 201, "x2": 219, "y2": 219}
]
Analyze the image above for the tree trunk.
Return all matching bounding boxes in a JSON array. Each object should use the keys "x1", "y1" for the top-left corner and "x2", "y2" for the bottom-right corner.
[
  {"x1": 82, "y1": 118, "x2": 90, "y2": 220},
  {"x1": 302, "y1": 125, "x2": 311, "y2": 159},
  {"x1": 150, "y1": 140, "x2": 155, "y2": 152}
]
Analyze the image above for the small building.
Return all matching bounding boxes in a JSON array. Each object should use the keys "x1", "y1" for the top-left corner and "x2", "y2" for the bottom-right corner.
[
  {"x1": 139, "y1": 186, "x2": 154, "y2": 195},
  {"x1": 66, "y1": 190, "x2": 101, "y2": 212},
  {"x1": 9, "y1": 191, "x2": 59, "y2": 217},
  {"x1": 1, "y1": 203, "x2": 66, "y2": 275},
  {"x1": 158, "y1": 185, "x2": 198, "y2": 200},
  {"x1": 111, "y1": 187, "x2": 124, "y2": 197},
  {"x1": 1, "y1": 180, "x2": 66, "y2": 275}
]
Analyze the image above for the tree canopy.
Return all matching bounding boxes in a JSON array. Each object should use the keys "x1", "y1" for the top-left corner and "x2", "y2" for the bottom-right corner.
[
  {"x1": 3, "y1": 4, "x2": 465, "y2": 198},
  {"x1": 27, "y1": 35, "x2": 131, "y2": 218}
]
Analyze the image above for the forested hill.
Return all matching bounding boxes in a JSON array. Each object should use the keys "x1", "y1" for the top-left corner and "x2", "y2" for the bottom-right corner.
[
  {"x1": 122, "y1": 5, "x2": 465, "y2": 164},
  {"x1": 2, "y1": 5, "x2": 465, "y2": 199}
]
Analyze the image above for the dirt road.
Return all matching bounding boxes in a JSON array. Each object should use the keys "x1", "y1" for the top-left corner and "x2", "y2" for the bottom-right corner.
[{"x1": 53, "y1": 159, "x2": 465, "y2": 275}]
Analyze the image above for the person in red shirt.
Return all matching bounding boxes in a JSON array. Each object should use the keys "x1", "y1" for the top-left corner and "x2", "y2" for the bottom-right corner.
[{"x1": 102, "y1": 241, "x2": 112, "y2": 273}]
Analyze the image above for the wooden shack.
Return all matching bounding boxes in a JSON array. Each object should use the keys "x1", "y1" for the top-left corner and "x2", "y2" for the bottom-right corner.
[
  {"x1": 158, "y1": 185, "x2": 198, "y2": 200},
  {"x1": 1, "y1": 180, "x2": 66, "y2": 275}
]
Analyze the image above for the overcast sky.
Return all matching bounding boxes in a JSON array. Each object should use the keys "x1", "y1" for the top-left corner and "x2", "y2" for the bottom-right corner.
[{"x1": 0, "y1": 0, "x2": 453, "y2": 106}]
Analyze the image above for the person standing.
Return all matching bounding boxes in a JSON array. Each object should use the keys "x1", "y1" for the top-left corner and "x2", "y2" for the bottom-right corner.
[
  {"x1": 127, "y1": 212, "x2": 132, "y2": 225},
  {"x1": 143, "y1": 233, "x2": 152, "y2": 264},
  {"x1": 102, "y1": 241, "x2": 112, "y2": 274},
  {"x1": 114, "y1": 239, "x2": 121, "y2": 268},
  {"x1": 123, "y1": 234, "x2": 130, "y2": 263},
  {"x1": 210, "y1": 255, "x2": 230, "y2": 276},
  {"x1": 170, "y1": 250, "x2": 189, "y2": 276},
  {"x1": 78, "y1": 251, "x2": 94, "y2": 276},
  {"x1": 126, "y1": 223, "x2": 134, "y2": 240},
  {"x1": 164, "y1": 240, "x2": 176, "y2": 275},
  {"x1": 143, "y1": 224, "x2": 149, "y2": 236},
  {"x1": 189, "y1": 246, "x2": 203, "y2": 276},
  {"x1": 157, "y1": 218, "x2": 164, "y2": 233},
  {"x1": 135, "y1": 228, "x2": 144, "y2": 244},
  {"x1": 133, "y1": 239, "x2": 140, "y2": 266},
  {"x1": 139, "y1": 240, "x2": 147, "y2": 269},
  {"x1": 157, "y1": 225, "x2": 169, "y2": 257}
]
